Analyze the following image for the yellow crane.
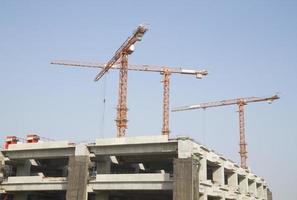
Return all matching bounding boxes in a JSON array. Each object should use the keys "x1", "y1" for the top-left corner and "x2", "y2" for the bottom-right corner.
[
  {"x1": 51, "y1": 60, "x2": 208, "y2": 136},
  {"x1": 172, "y1": 94, "x2": 279, "y2": 168}
]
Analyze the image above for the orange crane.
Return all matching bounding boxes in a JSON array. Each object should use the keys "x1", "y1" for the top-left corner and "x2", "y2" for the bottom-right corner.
[
  {"x1": 53, "y1": 25, "x2": 147, "y2": 137},
  {"x1": 172, "y1": 94, "x2": 279, "y2": 168},
  {"x1": 51, "y1": 60, "x2": 208, "y2": 136},
  {"x1": 97, "y1": 24, "x2": 148, "y2": 137}
]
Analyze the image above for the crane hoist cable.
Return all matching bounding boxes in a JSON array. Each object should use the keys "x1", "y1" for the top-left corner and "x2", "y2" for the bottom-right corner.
[{"x1": 99, "y1": 74, "x2": 108, "y2": 138}]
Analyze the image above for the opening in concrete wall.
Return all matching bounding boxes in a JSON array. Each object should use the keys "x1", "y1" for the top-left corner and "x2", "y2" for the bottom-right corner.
[
  {"x1": 224, "y1": 168, "x2": 235, "y2": 187},
  {"x1": 248, "y1": 179, "x2": 256, "y2": 195},
  {"x1": 88, "y1": 190, "x2": 172, "y2": 200},
  {"x1": 4, "y1": 191, "x2": 66, "y2": 200},
  {"x1": 224, "y1": 169, "x2": 231, "y2": 185},
  {"x1": 93, "y1": 154, "x2": 175, "y2": 176},
  {"x1": 3, "y1": 158, "x2": 69, "y2": 178},
  {"x1": 3, "y1": 165, "x2": 17, "y2": 178},
  {"x1": 27, "y1": 191, "x2": 66, "y2": 200},
  {"x1": 207, "y1": 195, "x2": 221, "y2": 200},
  {"x1": 257, "y1": 182, "x2": 263, "y2": 198},
  {"x1": 0, "y1": 194, "x2": 13, "y2": 200},
  {"x1": 237, "y1": 174, "x2": 246, "y2": 193},
  {"x1": 32, "y1": 158, "x2": 69, "y2": 177},
  {"x1": 206, "y1": 161, "x2": 220, "y2": 183}
]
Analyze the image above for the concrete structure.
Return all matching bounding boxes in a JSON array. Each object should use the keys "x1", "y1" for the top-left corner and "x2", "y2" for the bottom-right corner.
[{"x1": 0, "y1": 135, "x2": 272, "y2": 200}]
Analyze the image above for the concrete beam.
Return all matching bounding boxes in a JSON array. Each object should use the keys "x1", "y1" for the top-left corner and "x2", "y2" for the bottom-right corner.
[
  {"x1": 95, "y1": 135, "x2": 170, "y2": 146},
  {"x1": 6, "y1": 141, "x2": 73, "y2": 151},
  {"x1": 2, "y1": 148, "x2": 75, "y2": 159},
  {"x1": 89, "y1": 174, "x2": 173, "y2": 191},
  {"x1": 1, "y1": 176, "x2": 67, "y2": 191},
  {"x1": 88, "y1": 142, "x2": 177, "y2": 157}
]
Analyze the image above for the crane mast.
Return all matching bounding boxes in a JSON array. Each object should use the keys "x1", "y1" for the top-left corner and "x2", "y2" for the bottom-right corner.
[
  {"x1": 161, "y1": 69, "x2": 171, "y2": 135},
  {"x1": 238, "y1": 101, "x2": 247, "y2": 169},
  {"x1": 172, "y1": 94, "x2": 279, "y2": 169},
  {"x1": 103, "y1": 25, "x2": 147, "y2": 137},
  {"x1": 51, "y1": 60, "x2": 208, "y2": 136},
  {"x1": 117, "y1": 53, "x2": 129, "y2": 137}
]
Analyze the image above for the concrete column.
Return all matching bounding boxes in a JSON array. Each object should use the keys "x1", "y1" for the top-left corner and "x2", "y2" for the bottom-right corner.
[
  {"x1": 66, "y1": 144, "x2": 90, "y2": 200},
  {"x1": 248, "y1": 179, "x2": 256, "y2": 196},
  {"x1": 228, "y1": 172, "x2": 238, "y2": 188},
  {"x1": 173, "y1": 158, "x2": 199, "y2": 200},
  {"x1": 178, "y1": 139, "x2": 193, "y2": 158},
  {"x1": 267, "y1": 188, "x2": 273, "y2": 200},
  {"x1": 95, "y1": 192, "x2": 109, "y2": 200},
  {"x1": 0, "y1": 154, "x2": 4, "y2": 183},
  {"x1": 199, "y1": 157, "x2": 207, "y2": 182},
  {"x1": 199, "y1": 194, "x2": 207, "y2": 200},
  {"x1": 263, "y1": 186, "x2": 268, "y2": 200},
  {"x1": 16, "y1": 160, "x2": 31, "y2": 176},
  {"x1": 238, "y1": 176, "x2": 248, "y2": 194},
  {"x1": 213, "y1": 166, "x2": 224, "y2": 186},
  {"x1": 256, "y1": 183, "x2": 264, "y2": 199}
]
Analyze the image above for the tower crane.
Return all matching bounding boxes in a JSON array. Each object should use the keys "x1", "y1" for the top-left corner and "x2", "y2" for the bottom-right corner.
[
  {"x1": 51, "y1": 60, "x2": 208, "y2": 136},
  {"x1": 53, "y1": 25, "x2": 147, "y2": 137},
  {"x1": 172, "y1": 94, "x2": 279, "y2": 168}
]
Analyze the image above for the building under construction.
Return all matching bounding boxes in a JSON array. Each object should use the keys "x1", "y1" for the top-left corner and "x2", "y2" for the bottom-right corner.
[
  {"x1": 0, "y1": 24, "x2": 275, "y2": 200},
  {"x1": 0, "y1": 134, "x2": 272, "y2": 200}
]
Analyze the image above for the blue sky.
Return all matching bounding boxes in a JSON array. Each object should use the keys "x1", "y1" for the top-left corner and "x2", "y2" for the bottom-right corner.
[{"x1": 0, "y1": 1, "x2": 296, "y2": 199}]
